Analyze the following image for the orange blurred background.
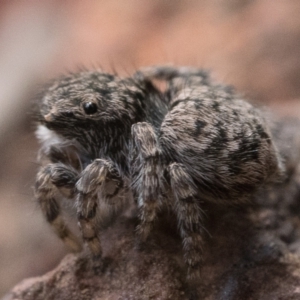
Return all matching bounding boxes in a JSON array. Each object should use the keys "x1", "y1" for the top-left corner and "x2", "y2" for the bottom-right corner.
[{"x1": 0, "y1": 0, "x2": 300, "y2": 296}]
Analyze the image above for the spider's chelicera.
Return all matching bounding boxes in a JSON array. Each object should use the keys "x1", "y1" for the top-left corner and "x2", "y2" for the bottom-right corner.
[{"x1": 34, "y1": 66, "x2": 284, "y2": 279}]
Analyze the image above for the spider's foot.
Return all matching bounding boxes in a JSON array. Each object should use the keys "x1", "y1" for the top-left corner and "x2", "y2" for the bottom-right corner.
[
  {"x1": 86, "y1": 236, "x2": 103, "y2": 258},
  {"x1": 65, "y1": 235, "x2": 82, "y2": 253},
  {"x1": 136, "y1": 221, "x2": 153, "y2": 243},
  {"x1": 186, "y1": 257, "x2": 203, "y2": 283}
]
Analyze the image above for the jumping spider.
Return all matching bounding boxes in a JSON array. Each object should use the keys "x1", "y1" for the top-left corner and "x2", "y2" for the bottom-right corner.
[{"x1": 34, "y1": 65, "x2": 284, "y2": 279}]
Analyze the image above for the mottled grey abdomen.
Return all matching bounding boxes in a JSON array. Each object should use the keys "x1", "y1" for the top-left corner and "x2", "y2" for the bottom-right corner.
[{"x1": 159, "y1": 96, "x2": 283, "y2": 204}]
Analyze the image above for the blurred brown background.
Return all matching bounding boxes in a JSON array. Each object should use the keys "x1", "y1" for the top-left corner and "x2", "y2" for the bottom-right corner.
[{"x1": 0, "y1": 0, "x2": 300, "y2": 297}]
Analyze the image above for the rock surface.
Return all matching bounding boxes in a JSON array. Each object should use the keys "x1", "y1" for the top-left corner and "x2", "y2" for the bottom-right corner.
[{"x1": 4, "y1": 118, "x2": 300, "y2": 299}]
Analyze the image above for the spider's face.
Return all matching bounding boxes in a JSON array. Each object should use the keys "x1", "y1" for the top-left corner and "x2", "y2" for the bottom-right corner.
[
  {"x1": 38, "y1": 71, "x2": 146, "y2": 142},
  {"x1": 41, "y1": 91, "x2": 105, "y2": 130}
]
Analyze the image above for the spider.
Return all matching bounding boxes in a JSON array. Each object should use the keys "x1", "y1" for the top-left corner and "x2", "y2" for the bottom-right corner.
[{"x1": 34, "y1": 65, "x2": 284, "y2": 279}]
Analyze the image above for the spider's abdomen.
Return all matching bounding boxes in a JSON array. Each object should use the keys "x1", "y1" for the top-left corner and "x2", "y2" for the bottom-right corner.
[{"x1": 159, "y1": 92, "x2": 283, "y2": 203}]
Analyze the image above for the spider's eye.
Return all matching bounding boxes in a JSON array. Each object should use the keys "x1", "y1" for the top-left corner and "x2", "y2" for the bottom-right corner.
[{"x1": 83, "y1": 102, "x2": 98, "y2": 114}]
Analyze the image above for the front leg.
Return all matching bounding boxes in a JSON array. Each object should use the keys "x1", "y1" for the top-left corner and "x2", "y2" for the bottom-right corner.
[
  {"x1": 76, "y1": 159, "x2": 123, "y2": 257},
  {"x1": 35, "y1": 163, "x2": 82, "y2": 252},
  {"x1": 131, "y1": 122, "x2": 163, "y2": 241}
]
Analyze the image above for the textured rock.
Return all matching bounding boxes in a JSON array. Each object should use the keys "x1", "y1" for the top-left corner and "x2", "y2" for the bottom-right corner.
[
  {"x1": 4, "y1": 118, "x2": 300, "y2": 300},
  {"x1": 4, "y1": 215, "x2": 187, "y2": 300}
]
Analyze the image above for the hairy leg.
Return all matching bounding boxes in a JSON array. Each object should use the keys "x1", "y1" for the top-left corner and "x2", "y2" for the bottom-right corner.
[
  {"x1": 134, "y1": 65, "x2": 209, "y2": 82},
  {"x1": 168, "y1": 162, "x2": 204, "y2": 280},
  {"x1": 133, "y1": 65, "x2": 211, "y2": 106},
  {"x1": 35, "y1": 163, "x2": 81, "y2": 252},
  {"x1": 76, "y1": 159, "x2": 123, "y2": 257},
  {"x1": 131, "y1": 122, "x2": 163, "y2": 241}
]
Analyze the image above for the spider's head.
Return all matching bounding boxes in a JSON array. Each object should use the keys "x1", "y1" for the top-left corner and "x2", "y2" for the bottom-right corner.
[{"x1": 38, "y1": 71, "x2": 147, "y2": 140}]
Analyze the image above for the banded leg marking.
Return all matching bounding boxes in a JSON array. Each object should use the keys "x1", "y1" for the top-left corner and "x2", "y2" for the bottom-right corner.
[
  {"x1": 35, "y1": 163, "x2": 81, "y2": 252},
  {"x1": 131, "y1": 122, "x2": 162, "y2": 241},
  {"x1": 169, "y1": 162, "x2": 204, "y2": 280},
  {"x1": 76, "y1": 159, "x2": 123, "y2": 257}
]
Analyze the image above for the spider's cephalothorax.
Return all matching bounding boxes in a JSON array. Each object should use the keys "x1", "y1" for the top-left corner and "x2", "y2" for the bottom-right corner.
[
  {"x1": 37, "y1": 71, "x2": 167, "y2": 172},
  {"x1": 34, "y1": 66, "x2": 284, "y2": 279}
]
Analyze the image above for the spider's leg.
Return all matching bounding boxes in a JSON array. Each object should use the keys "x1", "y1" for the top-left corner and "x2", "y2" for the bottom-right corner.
[
  {"x1": 35, "y1": 163, "x2": 81, "y2": 252},
  {"x1": 168, "y1": 162, "x2": 204, "y2": 280},
  {"x1": 133, "y1": 65, "x2": 211, "y2": 106},
  {"x1": 131, "y1": 122, "x2": 162, "y2": 241},
  {"x1": 133, "y1": 65, "x2": 209, "y2": 82},
  {"x1": 76, "y1": 159, "x2": 123, "y2": 257}
]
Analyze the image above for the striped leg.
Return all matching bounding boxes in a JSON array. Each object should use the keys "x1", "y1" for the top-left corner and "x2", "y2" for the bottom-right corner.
[
  {"x1": 131, "y1": 122, "x2": 162, "y2": 241},
  {"x1": 169, "y1": 163, "x2": 204, "y2": 280},
  {"x1": 134, "y1": 65, "x2": 209, "y2": 82},
  {"x1": 76, "y1": 159, "x2": 123, "y2": 257},
  {"x1": 35, "y1": 163, "x2": 81, "y2": 252}
]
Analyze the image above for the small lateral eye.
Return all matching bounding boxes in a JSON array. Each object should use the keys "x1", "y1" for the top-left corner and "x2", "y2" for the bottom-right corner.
[{"x1": 83, "y1": 102, "x2": 98, "y2": 114}]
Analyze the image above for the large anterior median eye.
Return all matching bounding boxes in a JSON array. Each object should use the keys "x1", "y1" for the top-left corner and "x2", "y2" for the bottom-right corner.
[{"x1": 83, "y1": 102, "x2": 98, "y2": 114}]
